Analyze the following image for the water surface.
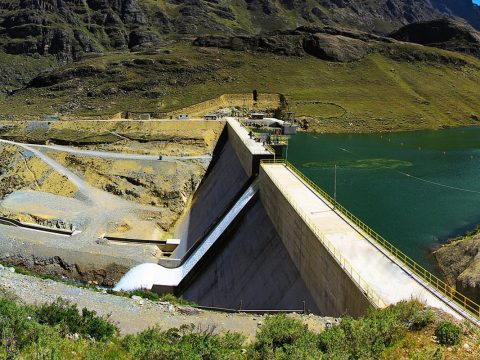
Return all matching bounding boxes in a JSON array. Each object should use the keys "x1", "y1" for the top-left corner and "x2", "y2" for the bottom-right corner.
[{"x1": 288, "y1": 127, "x2": 480, "y2": 272}]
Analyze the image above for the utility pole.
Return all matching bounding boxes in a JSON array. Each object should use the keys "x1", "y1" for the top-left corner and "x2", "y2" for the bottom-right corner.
[{"x1": 334, "y1": 164, "x2": 337, "y2": 210}]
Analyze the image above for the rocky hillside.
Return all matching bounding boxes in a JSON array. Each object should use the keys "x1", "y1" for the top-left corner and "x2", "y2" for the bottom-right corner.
[
  {"x1": 1, "y1": 0, "x2": 480, "y2": 65},
  {"x1": 1, "y1": 1, "x2": 480, "y2": 121},
  {"x1": 434, "y1": 227, "x2": 480, "y2": 304},
  {"x1": 391, "y1": 18, "x2": 480, "y2": 58}
]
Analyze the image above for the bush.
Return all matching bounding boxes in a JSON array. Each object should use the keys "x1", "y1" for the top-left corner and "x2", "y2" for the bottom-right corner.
[
  {"x1": 35, "y1": 298, "x2": 117, "y2": 341},
  {"x1": 319, "y1": 301, "x2": 430, "y2": 359},
  {"x1": 386, "y1": 300, "x2": 434, "y2": 331},
  {"x1": 123, "y1": 324, "x2": 244, "y2": 360},
  {"x1": 435, "y1": 321, "x2": 461, "y2": 346},
  {"x1": 249, "y1": 314, "x2": 322, "y2": 359},
  {"x1": 108, "y1": 289, "x2": 195, "y2": 305},
  {"x1": 0, "y1": 298, "x2": 43, "y2": 358}
]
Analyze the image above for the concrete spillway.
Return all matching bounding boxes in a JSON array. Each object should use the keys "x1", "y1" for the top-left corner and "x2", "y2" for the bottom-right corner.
[
  {"x1": 114, "y1": 118, "x2": 478, "y2": 323},
  {"x1": 114, "y1": 183, "x2": 258, "y2": 291}
]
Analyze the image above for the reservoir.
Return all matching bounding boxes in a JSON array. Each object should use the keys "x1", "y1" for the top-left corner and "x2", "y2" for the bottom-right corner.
[{"x1": 288, "y1": 126, "x2": 480, "y2": 272}]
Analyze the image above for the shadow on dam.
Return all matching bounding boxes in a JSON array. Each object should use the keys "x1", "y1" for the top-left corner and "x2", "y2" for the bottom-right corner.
[{"x1": 174, "y1": 125, "x2": 320, "y2": 312}]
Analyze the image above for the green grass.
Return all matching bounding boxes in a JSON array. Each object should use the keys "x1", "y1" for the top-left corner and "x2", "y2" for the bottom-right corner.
[{"x1": 1, "y1": 41, "x2": 480, "y2": 133}]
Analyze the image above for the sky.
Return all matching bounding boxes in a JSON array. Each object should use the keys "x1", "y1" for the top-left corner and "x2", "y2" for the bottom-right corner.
[{"x1": 474, "y1": 0, "x2": 480, "y2": 5}]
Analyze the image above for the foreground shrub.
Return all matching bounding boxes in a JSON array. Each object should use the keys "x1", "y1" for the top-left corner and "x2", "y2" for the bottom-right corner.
[
  {"x1": 123, "y1": 324, "x2": 244, "y2": 360},
  {"x1": 0, "y1": 298, "x2": 42, "y2": 358},
  {"x1": 1, "y1": 295, "x2": 440, "y2": 359},
  {"x1": 35, "y1": 298, "x2": 117, "y2": 341},
  {"x1": 435, "y1": 321, "x2": 461, "y2": 346},
  {"x1": 249, "y1": 314, "x2": 322, "y2": 359},
  {"x1": 319, "y1": 301, "x2": 432, "y2": 359}
]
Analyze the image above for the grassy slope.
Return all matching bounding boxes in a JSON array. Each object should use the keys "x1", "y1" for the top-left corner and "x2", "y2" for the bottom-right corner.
[{"x1": 1, "y1": 41, "x2": 479, "y2": 133}]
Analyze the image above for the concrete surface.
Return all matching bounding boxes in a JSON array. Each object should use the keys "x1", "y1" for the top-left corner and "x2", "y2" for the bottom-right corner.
[
  {"x1": 226, "y1": 118, "x2": 272, "y2": 177},
  {"x1": 174, "y1": 127, "x2": 250, "y2": 254},
  {"x1": 181, "y1": 197, "x2": 320, "y2": 312},
  {"x1": 114, "y1": 184, "x2": 258, "y2": 291},
  {"x1": 261, "y1": 163, "x2": 470, "y2": 320}
]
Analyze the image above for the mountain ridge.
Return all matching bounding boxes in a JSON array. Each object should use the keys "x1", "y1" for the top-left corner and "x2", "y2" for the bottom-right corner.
[{"x1": 1, "y1": 0, "x2": 480, "y2": 64}]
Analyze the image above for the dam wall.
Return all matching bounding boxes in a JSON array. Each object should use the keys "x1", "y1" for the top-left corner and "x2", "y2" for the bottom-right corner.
[
  {"x1": 170, "y1": 118, "x2": 368, "y2": 314},
  {"x1": 176, "y1": 119, "x2": 273, "y2": 253},
  {"x1": 259, "y1": 168, "x2": 371, "y2": 317},
  {"x1": 180, "y1": 196, "x2": 320, "y2": 312},
  {"x1": 226, "y1": 119, "x2": 272, "y2": 177}
]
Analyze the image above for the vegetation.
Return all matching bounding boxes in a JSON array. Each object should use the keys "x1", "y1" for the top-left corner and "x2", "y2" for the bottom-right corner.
[
  {"x1": 435, "y1": 321, "x2": 462, "y2": 346},
  {"x1": 107, "y1": 289, "x2": 196, "y2": 306},
  {"x1": 2, "y1": 296, "x2": 474, "y2": 359},
  {"x1": 0, "y1": 297, "x2": 118, "y2": 359},
  {"x1": 1, "y1": 41, "x2": 480, "y2": 134}
]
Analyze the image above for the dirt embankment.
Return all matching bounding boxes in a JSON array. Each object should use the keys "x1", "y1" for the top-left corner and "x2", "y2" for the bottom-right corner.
[
  {"x1": 0, "y1": 120, "x2": 224, "y2": 156},
  {"x1": 48, "y1": 152, "x2": 207, "y2": 231},
  {"x1": 0, "y1": 120, "x2": 224, "y2": 230},
  {"x1": 0, "y1": 120, "x2": 224, "y2": 285},
  {"x1": 434, "y1": 227, "x2": 480, "y2": 304}
]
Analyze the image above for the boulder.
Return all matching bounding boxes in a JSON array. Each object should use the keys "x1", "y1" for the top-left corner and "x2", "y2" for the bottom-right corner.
[
  {"x1": 303, "y1": 33, "x2": 369, "y2": 62},
  {"x1": 391, "y1": 18, "x2": 480, "y2": 58}
]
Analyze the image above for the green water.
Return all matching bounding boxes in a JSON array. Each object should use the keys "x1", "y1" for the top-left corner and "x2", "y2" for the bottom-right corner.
[{"x1": 288, "y1": 127, "x2": 480, "y2": 272}]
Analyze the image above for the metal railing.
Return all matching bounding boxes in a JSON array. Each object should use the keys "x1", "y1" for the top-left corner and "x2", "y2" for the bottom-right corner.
[{"x1": 260, "y1": 159, "x2": 480, "y2": 320}]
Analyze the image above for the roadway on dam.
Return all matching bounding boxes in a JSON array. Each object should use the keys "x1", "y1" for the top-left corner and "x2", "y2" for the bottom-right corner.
[{"x1": 261, "y1": 163, "x2": 472, "y2": 321}]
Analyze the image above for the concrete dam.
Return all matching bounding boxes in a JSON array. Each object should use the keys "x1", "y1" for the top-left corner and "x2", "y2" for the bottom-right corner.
[{"x1": 116, "y1": 118, "x2": 480, "y2": 323}]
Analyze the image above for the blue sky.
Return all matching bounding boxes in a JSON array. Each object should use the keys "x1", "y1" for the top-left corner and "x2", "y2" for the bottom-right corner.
[{"x1": 474, "y1": 0, "x2": 480, "y2": 5}]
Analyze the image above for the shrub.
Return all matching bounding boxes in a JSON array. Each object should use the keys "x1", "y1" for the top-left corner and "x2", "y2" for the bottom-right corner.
[
  {"x1": 319, "y1": 301, "x2": 430, "y2": 359},
  {"x1": 107, "y1": 289, "x2": 195, "y2": 305},
  {"x1": 123, "y1": 324, "x2": 244, "y2": 360},
  {"x1": 385, "y1": 300, "x2": 434, "y2": 331},
  {"x1": 435, "y1": 321, "x2": 461, "y2": 346},
  {"x1": 0, "y1": 298, "x2": 43, "y2": 358},
  {"x1": 35, "y1": 298, "x2": 117, "y2": 341},
  {"x1": 249, "y1": 314, "x2": 322, "y2": 359}
]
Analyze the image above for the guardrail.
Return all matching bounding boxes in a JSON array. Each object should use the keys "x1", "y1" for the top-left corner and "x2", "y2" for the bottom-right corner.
[
  {"x1": 261, "y1": 159, "x2": 480, "y2": 321},
  {"x1": 0, "y1": 216, "x2": 73, "y2": 236},
  {"x1": 260, "y1": 159, "x2": 386, "y2": 309}
]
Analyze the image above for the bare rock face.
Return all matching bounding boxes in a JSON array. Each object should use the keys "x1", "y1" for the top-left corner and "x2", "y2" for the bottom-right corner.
[
  {"x1": 194, "y1": 27, "x2": 371, "y2": 62},
  {"x1": 1, "y1": 1, "x2": 480, "y2": 91},
  {"x1": 303, "y1": 33, "x2": 369, "y2": 62},
  {"x1": 391, "y1": 18, "x2": 480, "y2": 58},
  {"x1": 434, "y1": 230, "x2": 480, "y2": 303},
  {"x1": 1, "y1": 0, "x2": 480, "y2": 65}
]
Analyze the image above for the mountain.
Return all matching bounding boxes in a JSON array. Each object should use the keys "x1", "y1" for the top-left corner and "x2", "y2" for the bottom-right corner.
[
  {"x1": 1, "y1": 0, "x2": 480, "y2": 109},
  {"x1": 1, "y1": 0, "x2": 480, "y2": 65}
]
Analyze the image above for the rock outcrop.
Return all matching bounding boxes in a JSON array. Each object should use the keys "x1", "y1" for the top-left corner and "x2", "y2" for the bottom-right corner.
[
  {"x1": 391, "y1": 18, "x2": 480, "y2": 58},
  {"x1": 193, "y1": 27, "x2": 374, "y2": 62},
  {"x1": 0, "y1": 1, "x2": 480, "y2": 64},
  {"x1": 434, "y1": 228, "x2": 480, "y2": 304}
]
